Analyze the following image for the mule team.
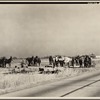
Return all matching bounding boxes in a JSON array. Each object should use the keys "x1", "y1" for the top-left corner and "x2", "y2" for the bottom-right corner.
[
  {"x1": 0, "y1": 55, "x2": 93, "y2": 68},
  {"x1": 70, "y1": 55, "x2": 92, "y2": 67},
  {"x1": 49, "y1": 55, "x2": 93, "y2": 68},
  {"x1": 0, "y1": 56, "x2": 41, "y2": 68},
  {"x1": 26, "y1": 56, "x2": 41, "y2": 66}
]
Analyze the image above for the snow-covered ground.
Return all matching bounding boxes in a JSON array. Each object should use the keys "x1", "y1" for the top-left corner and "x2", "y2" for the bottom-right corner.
[{"x1": 0, "y1": 58, "x2": 100, "y2": 95}]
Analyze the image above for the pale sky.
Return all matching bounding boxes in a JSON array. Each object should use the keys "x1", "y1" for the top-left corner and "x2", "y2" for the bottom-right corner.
[{"x1": 0, "y1": 4, "x2": 100, "y2": 57}]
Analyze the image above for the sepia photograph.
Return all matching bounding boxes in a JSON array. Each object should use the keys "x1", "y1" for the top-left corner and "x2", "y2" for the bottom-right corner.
[{"x1": 0, "y1": 2, "x2": 99, "y2": 98}]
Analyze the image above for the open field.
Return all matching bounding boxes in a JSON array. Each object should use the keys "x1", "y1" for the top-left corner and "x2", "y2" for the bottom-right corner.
[{"x1": 0, "y1": 58, "x2": 99, "y2": 95}]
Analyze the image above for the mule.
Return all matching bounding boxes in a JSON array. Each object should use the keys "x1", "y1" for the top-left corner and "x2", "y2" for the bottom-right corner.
[
  {"x1": 34, "y1": 56, "x2": 41, "y2": 66},
  {"x1": 26, "y1": 56, "x2": 34, "y2": 66},
  {"x1": 5, "y1": 56, "x2": 12, "y2": 67}
]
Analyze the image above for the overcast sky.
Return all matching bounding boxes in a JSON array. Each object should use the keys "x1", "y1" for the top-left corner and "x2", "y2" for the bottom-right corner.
[{"x1": 0, "y1": 4, "x2": 100, "y2": 57}]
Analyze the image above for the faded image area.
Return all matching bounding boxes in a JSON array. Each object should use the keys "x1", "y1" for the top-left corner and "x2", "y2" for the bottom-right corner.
[{"x1": 0, "y1": 4, "x2": 100, "y2": 97}]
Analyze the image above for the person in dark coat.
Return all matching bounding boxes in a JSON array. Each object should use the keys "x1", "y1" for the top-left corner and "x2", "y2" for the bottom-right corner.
[
  {"x1": 34, "y1": 56, "x2": 38, "y2": 66},
  {"x1": 71, "y1": 57, "x2": 75, "y2": 67},
  {"x1": 49, "y1": 56, "x2": 53, "y2": 65},
  {"x1": 38, "y1": 58, "x2": 41, "y2": 66},
  {"x1": 88, "y1": 56, "x2": 91, "y2": 67},
  {"x1": 84, "y1": 56, "x2": 87, "y2": 67},
  {"x1": 55, "y1": 56, "x2": 58, "y2": 67},
  {"x1": 79, "y1": 57, "x2": 83, "y2": 67}
]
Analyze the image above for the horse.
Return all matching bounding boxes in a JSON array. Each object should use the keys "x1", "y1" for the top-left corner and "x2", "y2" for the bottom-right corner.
[
  {"x1": 4, "y1": 56, "x2": 12, "y2": 67},
  {"x1": 58, "y1": 56, "x2": 65, "y2": 67},
  {"x1": 53, "y1": 56, "x2": 66, "y2": 67},
  {"x1": 34, "y1": 56, "x2": 41, "y2": 66},
  {"x1": 84, "y1": 55, "x2": 92, "y2": 68},
  {"x1": 0, "y1": 57, "x2": 6, "y2": 67},
  {"x1": 26, "y1": 56, "x2": 34, "y2": 66},
  {"x1": 64, "y1": 57, "x2": 72, "y2": 67}
]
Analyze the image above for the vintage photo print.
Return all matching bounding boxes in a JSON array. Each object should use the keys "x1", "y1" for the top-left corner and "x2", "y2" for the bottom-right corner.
[{"x1": 0, "y1": 2, "x2": 99, "y2": 99}]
